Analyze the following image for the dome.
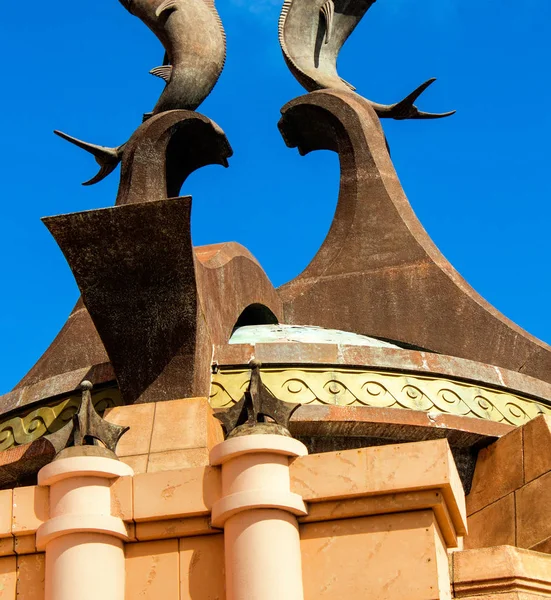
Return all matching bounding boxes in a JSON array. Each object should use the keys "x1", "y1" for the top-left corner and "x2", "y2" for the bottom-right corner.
[{"x1": 229, "y1": 324, "x2": 401, "y2": 348}]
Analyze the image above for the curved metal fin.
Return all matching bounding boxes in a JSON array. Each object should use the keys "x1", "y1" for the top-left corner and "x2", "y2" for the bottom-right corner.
[
  {"x1": 387, "y1": 78, "x2": 456, "y2": 120},
  {"x1": 320, "y1": 0, "x2": 335, "y2": 44},
  {"x1": 155, "y1": 0, "x2": 179, "y2": 17},
  {"x1": 54, "y1": 130, "x2": 122, "y2": 186},
  {"x1": 150, "y1": 65, "x2": 173, "y2": 83}
]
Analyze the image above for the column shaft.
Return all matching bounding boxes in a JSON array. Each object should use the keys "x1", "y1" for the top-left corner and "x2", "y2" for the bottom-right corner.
[
  {"x1": 37, "y1": 454, "x2": 133, "y2": 600},
  {"x1": 225, "y1": 509, "x2": 304, "y2": 600},
  {"x1": 210, "y1": 434, "x2": 308, "y2": 600},
  {"x1": 45, "y1": 534, "x2": 125, "y2": 600}
]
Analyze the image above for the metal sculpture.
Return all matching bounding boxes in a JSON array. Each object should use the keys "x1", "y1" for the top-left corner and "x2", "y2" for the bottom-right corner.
[
  {"x1": 46, "y1": 381, "x2": 129, "y2": 456},
  {"x1": 215, "y1": 362, "x2": 301, "y2": 438},
  {"x1": 277, "y1": 89, "x2": 551, "y2": 381},
  {"x1": 55, "y1": 0, "x2": 227, "y2": 185},
  {"x1": 43, "y1": 199, "x2": 283, "y2": 405},
  {"x1": 278, "y1": 0, "x2": 454, "y2": 119}
]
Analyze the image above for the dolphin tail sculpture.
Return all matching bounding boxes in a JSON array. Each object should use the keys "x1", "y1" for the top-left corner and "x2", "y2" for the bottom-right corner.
[
  {"x1": 54, "y1": 131, "x2": 124, "y2": 186},
  {"x1": 279, "y1": 0, "x2": 454, "y2": 119}
]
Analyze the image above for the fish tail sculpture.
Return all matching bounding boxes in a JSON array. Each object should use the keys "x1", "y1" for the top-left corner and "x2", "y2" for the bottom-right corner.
[
  {"x1": 278, "y1": 0, "x2": 454, "y2": 119},
  {"x1": 53, "y1": 131, "x2": 125, "y2": 186},
  {"x1": 56, "y1": 0, "x2": 227, "y2": 186}
]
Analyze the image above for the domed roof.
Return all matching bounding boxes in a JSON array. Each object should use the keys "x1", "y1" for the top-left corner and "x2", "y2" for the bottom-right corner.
[{"x1": 229, "y1": 324, "x2": 401, "y2": 348}]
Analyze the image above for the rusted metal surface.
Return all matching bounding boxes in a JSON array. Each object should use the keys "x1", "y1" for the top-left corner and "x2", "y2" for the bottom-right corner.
[
  {"x1": 279, "y1": 0, "x2": 453, "y2": 119},
  {"x1": 0, "y1": 438, "x2": 56, "y2": 489},
  {"x1": 114, "y1": 110, "x2": 232, "y2": 206},
  {"x1": 11, "y1": 110, "x2": 246, "y2": 408},
  {"x1": 215, "y1": 363, "x2": 301, "y2": 438},
  {"x1": 44, "y1": 199, "x2": 282, "y2": 405},
  {"x1": 14, "y1": 305, "x2": 110, "y2": 392},
  {"x1": 277, "y1": 90, "x2": 551, "y2": 384},
  {"x1": 44, "y1": 198, "x2": 202, "y2": 404}
]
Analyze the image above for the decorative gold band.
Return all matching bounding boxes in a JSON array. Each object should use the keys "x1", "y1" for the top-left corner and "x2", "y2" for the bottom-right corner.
[
  {"x1": 210, "y1": 368, "x2": 551, "y2": 427},
  {"x1": 0, "y1": 387, "x2": 123, "y2": 452},
  {"x1": 3, "y1": 366, "x2": 548, "y2": 452}
]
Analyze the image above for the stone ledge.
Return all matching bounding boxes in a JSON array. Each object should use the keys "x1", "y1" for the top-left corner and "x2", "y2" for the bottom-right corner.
[
  {"x1": 0, "y1": 439, "x2": 468, "y2": 552},
  {"x1": 290, "y1": 439, "x2": 467, "y2": 540},
  {"x1": 299, "y1": 488, "x2": 459, "y2": 547},
  {"x1": 453, "y1": 546, "x2": 551, "y2": 597}
]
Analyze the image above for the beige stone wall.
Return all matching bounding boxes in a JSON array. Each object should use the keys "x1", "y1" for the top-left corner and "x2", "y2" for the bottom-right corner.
[
  {"x1": 105, "y1": 398, "x2": 224, "y2": 474},
  {"x1": 125, "y1": 535, "x2": 225, "y2": 599},
  {"x1": 301, "y1": 511, "x2": 450, "y2": 600},
  {"x1": 1, "y1": 400, "x2": 551, "y2": 599},
  {"x1": 0, "y1": 554, "x2": 45, "y2": 599},
  {"x1": 466, "y1": 415, "x2": 551, "y2": 553}
]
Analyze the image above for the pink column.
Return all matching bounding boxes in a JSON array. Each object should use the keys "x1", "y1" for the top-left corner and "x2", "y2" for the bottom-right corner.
[
  {"x1": 36, "y1": 451, "x2": 133, "y2": 600},
  {"x1": 210, "y1": 434, "x2": 308, "y2": 600}
]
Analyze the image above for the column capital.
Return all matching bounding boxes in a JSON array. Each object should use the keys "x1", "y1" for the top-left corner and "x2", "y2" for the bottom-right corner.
[
  {"x1": 38, "y1": 454, "x2": 133, "y2": 487},
  {"x1": 210, "y1": 434, "x2": 307, "y2": 466}
]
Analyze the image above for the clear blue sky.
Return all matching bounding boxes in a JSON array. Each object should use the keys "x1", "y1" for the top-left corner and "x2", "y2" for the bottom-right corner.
[{"x1": 1, "y1": 0, "x2": 550, "y2": 394}]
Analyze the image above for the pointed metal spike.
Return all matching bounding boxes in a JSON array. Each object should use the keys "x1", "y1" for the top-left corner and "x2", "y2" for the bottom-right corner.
[
  {"x1": 412, "y1": 110, "x2": 457, "y2": 120},
  {"x1": 214, "y1": 396, "x2": 247, "y2": 436},
  {"x1": 44, "y1": 419, "x2": 75, "y2": 455},
  {"x1": 398, "y1": 78, "x2": 437, "y2": 105},
  {"x1": 54, "y1": 130, "x2": 123, "y2": 186},
  {"x1": 54, "y1": 130, "x2": 115, "y2": 159},
  {"x1": 81, "y1": 162, "x2": 119, "y2": 187},
  {"x1": 72, "y1": 381, "x2": 130, "y2": 453},
  {"x1": 214, "y1": 362, "x2": 300, "y2": 438}
]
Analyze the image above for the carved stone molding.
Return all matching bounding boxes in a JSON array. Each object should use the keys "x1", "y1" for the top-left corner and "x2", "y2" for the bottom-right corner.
[
  {"x1": 0, "y1": 387, "x2": 123, "y2": 452},
  {"x1": 211, "y1": 368, "x2": 551, "y2": 427}
]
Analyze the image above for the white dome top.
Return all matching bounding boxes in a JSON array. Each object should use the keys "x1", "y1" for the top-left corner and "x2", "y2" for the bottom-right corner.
[{"x1": 229, "y1": 324, "x2": 401, "y2": 348}]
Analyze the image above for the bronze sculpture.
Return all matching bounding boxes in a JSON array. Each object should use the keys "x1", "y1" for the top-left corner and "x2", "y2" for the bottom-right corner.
[
  {"x1": 279, "y1": 0, "x2": 454, "y2": 119},
  {"x1": 55, "y1": 0, "x2": 227, "y2": 186}
]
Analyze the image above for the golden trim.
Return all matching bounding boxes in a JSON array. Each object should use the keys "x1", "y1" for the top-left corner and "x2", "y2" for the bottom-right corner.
[
  {"x1": 210, "y1": 368, "x2": 551, "y2": 427},
  {"x1": 0, "y1": 388, "x2": 123, "y2": 452}
]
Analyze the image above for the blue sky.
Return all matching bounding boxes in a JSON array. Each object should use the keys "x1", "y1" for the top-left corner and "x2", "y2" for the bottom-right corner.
[{"x1": 1, "y1": 0, "x2": 550, "y2": 393}]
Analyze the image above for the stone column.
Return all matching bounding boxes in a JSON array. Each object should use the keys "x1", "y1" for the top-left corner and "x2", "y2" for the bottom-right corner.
[
  {"x1": 211, "y1": 434, "x2": 308, "y2": 600},
  {"x1": 211, "y1": 362, "x2": 309, "y2": 600},
  {"x1": 37, "y1": 380, "x2": 132, "y2": 600},
  {"x1": 36, "y1": 447, "x2": 133, "y2": 600}
]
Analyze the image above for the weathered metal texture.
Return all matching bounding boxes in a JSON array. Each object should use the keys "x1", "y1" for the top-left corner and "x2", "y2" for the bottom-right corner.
[
  {"x1": 277, "y1": 90, "x2": 551, "y2": 383},
  {"x1": 115, "y1": 110, "x2": 232, "y2": 206},
  {"x1": 43, "y1": 199, "x2": 282, "y2": 405},
  {"x1": 278, "y1": 0, "x2": 453, "y2": 119},
  {"x1": 0, "y1": 438, "x2": 56, "y2": 489},
  {"x1": 215, "y1": 363, "x2": 301, "y2": 438},
  {"x1": 211, "y1": 367, "x2": 551, "y2": 426},
  {"x1": 55, "y1": 0, "x2": 227, "y2": 186},
  {"x1": 229, "y1": 324, "x2": 400, "y2": 347},
  {"x1": 9, "y1": 110, "x2": 240, "y2": 408},
  {"x1": 43, "y1": 198, "x2": 202, "y2": 404},
  {"x1": 14, "y1": 311, "x2": 110, "y2": 391}
]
